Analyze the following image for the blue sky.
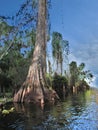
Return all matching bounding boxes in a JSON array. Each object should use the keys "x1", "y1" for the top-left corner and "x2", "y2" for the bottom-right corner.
[
  {"x1": 50, "y1": 0, "x2": 98, "y2": 87},
  {"x1": 0, "y1": 0, "x2": 98, "y2": 87},
  {"x1": 0, "y1": 0, "x2": 24, "y2": 16}
]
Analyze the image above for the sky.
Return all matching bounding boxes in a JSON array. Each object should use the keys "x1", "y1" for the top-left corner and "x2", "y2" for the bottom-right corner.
[
  {"x1": 50, "y1": 0, "x2": 98, "y2": 87},
  {"x1": 0, "y1": 0, "x2": 98, "y2": 87}
]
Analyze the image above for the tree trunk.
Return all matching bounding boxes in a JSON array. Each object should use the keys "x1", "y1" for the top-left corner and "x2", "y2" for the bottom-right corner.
[{"x1": 13, "y1": 0, "x2": 59, "y2": 104}]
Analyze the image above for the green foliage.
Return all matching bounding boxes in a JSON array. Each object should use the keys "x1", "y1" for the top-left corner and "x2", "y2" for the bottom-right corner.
[
  {"x1": 77, "y1": 80, "x2": 90, "y2": 90},
  {"x1": 69, "y1": 61, "x2": 78, "y2": 86},
  {"x1": 2, "y1": 107, "x2": 15, "y2": 115},
  {"x1": 78, "y1": 63, "x2": 85, "y2": 71},
  {"x1": 0, "y1": 18, "x2": 36, "y2": 93},
  {"x1": 6, "y1": 51, "x2": 30, "y2": 90},
  {"x1": 2, "y1": 110, "x2": 9, "y2": 115},
  {"x1": 53, "y1": 73, "x2": 68, "y2": 86},
  {"x1": 52, "y1": 32, "x2": 62, "y2": 61},
  {"x1": 61, "y1": 40, "x2": 69, "y2": 55},
  {"x1": 0, "y1": 57, "x2": 12, "y2": 92},
  {"x1": 69, "y1": 61, "x2": 93, "y2": 88},
  {"x1": 0, "y1": 21, "x2": 13, "y2": 36},
  {"x1": 0, "y1": 40, "x2": 31, "y2": 93},
  {"x1": 52, "y1": 73, "x2": 68, "y2": 98},
  {"x1": 46, "y1": 72, "x2": 68, "y2": 98},
  {"x1": 51, "y1": 32, "x2": 69, "y2": 75}
]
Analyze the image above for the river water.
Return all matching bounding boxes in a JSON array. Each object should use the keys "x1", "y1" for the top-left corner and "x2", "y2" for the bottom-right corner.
[{"x1": 0, "y1": 88, "x2": 98, "y2": 130}]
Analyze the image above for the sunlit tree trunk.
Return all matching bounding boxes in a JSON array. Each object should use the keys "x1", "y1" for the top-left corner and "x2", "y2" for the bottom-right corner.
[{"x1": 13, "y1": 0, "x2": 59, "y2": 104}]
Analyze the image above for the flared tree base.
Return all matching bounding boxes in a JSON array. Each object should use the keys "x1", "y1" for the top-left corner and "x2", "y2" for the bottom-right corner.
[{"x1": 13, "y1": 84, "x2": 59, "y2": 104}]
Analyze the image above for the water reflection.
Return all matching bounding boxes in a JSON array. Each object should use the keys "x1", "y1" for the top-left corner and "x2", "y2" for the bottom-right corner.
[{"x1": 0, "y1": 88, "x2": 98, "y2": 130}]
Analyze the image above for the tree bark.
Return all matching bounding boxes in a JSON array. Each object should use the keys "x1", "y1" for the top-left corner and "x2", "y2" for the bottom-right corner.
[{"x1": 13, "y1": 0, "x2": 59, "y2": 104}]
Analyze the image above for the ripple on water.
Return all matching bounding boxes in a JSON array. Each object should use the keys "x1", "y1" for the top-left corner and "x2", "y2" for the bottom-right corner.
[{"x1": 1, "y1": 88, "x2": 98, "y2": 130}]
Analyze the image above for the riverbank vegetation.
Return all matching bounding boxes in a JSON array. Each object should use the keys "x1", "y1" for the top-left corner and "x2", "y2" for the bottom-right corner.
[{"x1": 0, "y1": 0, "x2": 93, "y2": 104}]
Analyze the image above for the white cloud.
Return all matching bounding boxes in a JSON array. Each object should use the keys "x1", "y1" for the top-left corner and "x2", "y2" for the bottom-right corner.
[{"x1": 69, "y1": 41, "x2": 98, "y2": 87}]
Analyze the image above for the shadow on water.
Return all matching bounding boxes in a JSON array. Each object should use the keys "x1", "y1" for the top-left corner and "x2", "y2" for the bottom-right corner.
[{"x1": 0, "y1": 88, "x2": 98, "y2": 130}]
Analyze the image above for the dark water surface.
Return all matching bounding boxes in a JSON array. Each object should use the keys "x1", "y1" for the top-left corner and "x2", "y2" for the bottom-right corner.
[{"x1": 0, "y1": 88, "x2": 98, "y2": 130}]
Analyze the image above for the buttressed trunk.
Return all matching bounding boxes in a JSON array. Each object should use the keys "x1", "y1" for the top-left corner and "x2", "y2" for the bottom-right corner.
[{"x1": 13, "y1": 0, "x2": 59, "y2": 104}]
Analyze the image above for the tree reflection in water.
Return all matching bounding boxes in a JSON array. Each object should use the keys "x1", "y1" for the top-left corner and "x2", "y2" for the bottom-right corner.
[{"x1": 0, "y1": 88, "x2": 98, "y2": 130}]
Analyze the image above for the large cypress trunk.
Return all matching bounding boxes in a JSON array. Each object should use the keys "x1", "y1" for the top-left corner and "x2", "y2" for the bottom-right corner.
[{"x1": 13, "y1": 0, "x2": 59, "y2": 104}]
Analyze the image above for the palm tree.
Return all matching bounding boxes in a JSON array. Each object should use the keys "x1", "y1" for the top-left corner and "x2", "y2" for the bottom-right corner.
[
  {"x1": 52, "y1": 32, "x2": 62, "y2": 74},
  {"x1": 51, "y1": 32, "x2": 69, "y2": 75},
  {"x1": 69, "y1": 61, "x2": 78, "y2": 87}
]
